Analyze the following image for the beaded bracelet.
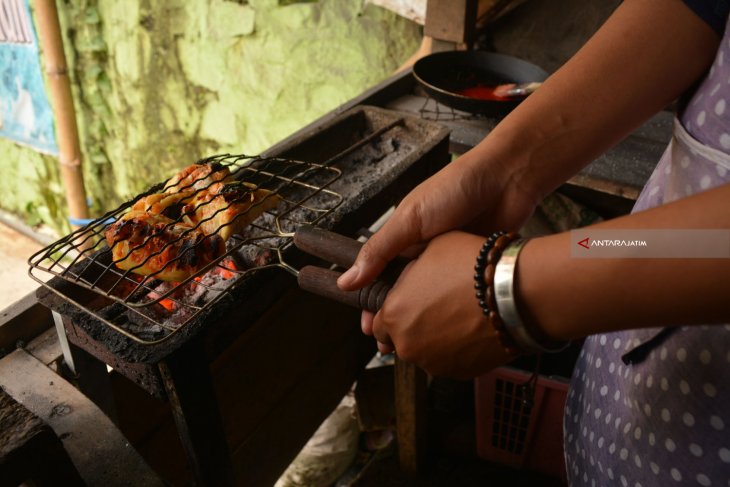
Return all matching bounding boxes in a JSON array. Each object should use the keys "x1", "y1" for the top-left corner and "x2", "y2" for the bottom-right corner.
[
  {"x1": 476, "y1": 234, "x2": 570, "y2": 356},
  {"x1": 474, "y1": 231, "x2": 522, "y2": 355}
]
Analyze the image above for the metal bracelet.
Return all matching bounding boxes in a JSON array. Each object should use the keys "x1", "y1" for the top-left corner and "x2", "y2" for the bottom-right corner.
[{"x1": 494, "y1": 239, "x2": 569, "y2": 354}]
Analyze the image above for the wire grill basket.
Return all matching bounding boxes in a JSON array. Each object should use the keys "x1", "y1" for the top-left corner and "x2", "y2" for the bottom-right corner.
[{"x1": 28, "y1": 153, "x2": 343, "y2": 345}]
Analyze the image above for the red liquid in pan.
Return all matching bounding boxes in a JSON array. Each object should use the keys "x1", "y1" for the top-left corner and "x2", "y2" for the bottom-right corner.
[{"x1": 455, "y1": 86, "x2": 510, "y2": 101}]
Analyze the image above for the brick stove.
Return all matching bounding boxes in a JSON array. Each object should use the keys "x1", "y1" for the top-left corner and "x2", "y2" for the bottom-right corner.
[{"x1": 30, "y1": 105, "x2": 450, "y2": 485}]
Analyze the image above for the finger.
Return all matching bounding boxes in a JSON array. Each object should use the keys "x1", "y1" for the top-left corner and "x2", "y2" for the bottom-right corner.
[
  {"x1": 337, "y1": 208, "x2": 422, "y2": 290},
  {"x1": 399, "y1": 241, "x2": 427, "y2": 260},
  {"x1": 361, "y1": 310, "x2": 374, "y2": 336},
  {"x1": 372, "y1": 328, "x2": 393, "y2": 348},
  {"x1": 370, "y1": 316, "x2": 393, "y2": 349},
  {"x1": 377, "y1": 341, "x2": 394, "y2": 355}
]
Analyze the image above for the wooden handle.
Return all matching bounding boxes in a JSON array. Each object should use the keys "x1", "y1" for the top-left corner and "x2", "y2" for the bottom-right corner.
[
  {"x1": 297, "y1": 266, "x2": 390, "y2": 312},
  {"x1": 294, "y1": 225, "x2": 363, "y2": 268}
]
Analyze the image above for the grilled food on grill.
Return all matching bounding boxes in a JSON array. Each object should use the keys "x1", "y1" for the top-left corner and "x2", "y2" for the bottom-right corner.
[
  {"x1": 181, "y1": 181, "x2": 279, "y2": 241},
  {"x1": 163, "y1": 162, "x2": 230, "y2": 193},
  {"x1": 131, "y1": 192, "x2": 192, "y2": 219},
  {"x1": 105, "y1": 162, "x2": 280, "y2": 281},
  {"x1": 105, "y1": 211, "x2": 225, "y2": 282}
]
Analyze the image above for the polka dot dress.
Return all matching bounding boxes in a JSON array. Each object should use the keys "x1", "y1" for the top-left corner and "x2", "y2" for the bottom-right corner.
[
  {"x1": 564, "y1": 12, "x2": 730, "y2": 487},
  {"x1": 565, "y1": 327, "x2": 730, "y2": 486}
]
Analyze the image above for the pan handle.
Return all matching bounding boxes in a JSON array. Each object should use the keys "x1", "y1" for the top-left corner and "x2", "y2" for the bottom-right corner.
[
  {"x1": 293, "y1": 225, "x2": 363, "y2": 268},
  {"x1": 297, "y1": 266, "x2": 389, "y2": 312}
]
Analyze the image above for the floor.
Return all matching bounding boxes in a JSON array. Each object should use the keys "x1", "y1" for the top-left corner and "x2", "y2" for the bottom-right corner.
[
  {"x1": 348, "y1": 375, "x2": 568, "y2": 487},
  {"x1": 353, "y1": 451, "x2": 565, "y2": 487},
  {"x1": 0, "y1": 222, "x2": 44, "y2": 309}
]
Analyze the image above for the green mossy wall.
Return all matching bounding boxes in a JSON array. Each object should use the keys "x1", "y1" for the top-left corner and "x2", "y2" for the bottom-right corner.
[{"x1": 1, "y1": 0, "x2": 420, "y2": 234}]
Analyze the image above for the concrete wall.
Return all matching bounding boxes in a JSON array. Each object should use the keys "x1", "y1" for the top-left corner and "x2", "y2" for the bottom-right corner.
[{"x1": 1, "y1": 0, "x2": 420, "y2": 234}]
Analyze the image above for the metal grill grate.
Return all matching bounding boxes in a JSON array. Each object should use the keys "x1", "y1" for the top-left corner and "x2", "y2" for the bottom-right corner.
[
  {"x1": 28, "y1": 153, "x2": 344, "y2": 344},
  {"x1": 416, "y1": 93, "x2": 487, "y2": 122}
]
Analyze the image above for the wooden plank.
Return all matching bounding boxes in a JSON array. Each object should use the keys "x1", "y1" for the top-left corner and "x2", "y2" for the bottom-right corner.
[
  {"x1": 159, "y1": 339, "x2": 234, "y2": 487},
  {"x1": 229, "y1": 318, "x2": 376, "y2": 486},
  {"x1": 68, "y1": 342, "x2": 118, "y2": 422},
  {"x1": 211, "y1": 289, "x2": 367, "y2": 433},
  {"x1": 182, "y1": 287, "x2": 375, "y2": 485},
  {"x1": 394, "y1": 358, "x2": 428, "y2": 474},
  {"x1": 26, "y1": 327, "x2": 62, "y2": 366},
  {"x1": 63, "y1": 319, "x2": 165, "y2": 399},
  {"x1": 0, "y1": 387, "x2": 83, "y2": 487},
  {"x1": 0, "y1": 349, "x2": 163, "y2": 486},
  {"x1": 129, "y1": 414, "x2": 191, "y2": 486},
  {"x1": 0, "y1": 290, "x2": 52, "y2": 352},
  {"x1": 424, "y1": 0, "x2": 478, "y2": 44},
  {"x1": 565, "y1": 174, "x2": 640, "y2": 201}
]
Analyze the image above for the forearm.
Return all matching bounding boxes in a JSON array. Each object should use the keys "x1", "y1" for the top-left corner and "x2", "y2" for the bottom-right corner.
[
  {"x1": 516, "y1": 183, "x2": 730, "y2": 341},
  {"x1": 459, "y1": 0, "x2": 719, "y2": 203}
]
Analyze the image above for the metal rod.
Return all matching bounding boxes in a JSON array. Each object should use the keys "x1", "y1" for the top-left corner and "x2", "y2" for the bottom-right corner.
[{"x1": 52, "y1": 311, "x2": 76, "y2": 374}]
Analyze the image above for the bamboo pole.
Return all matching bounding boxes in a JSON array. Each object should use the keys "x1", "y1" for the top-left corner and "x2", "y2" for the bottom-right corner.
[{"x1": 32, "y1": 0, "x2": 89, "y2": 228}]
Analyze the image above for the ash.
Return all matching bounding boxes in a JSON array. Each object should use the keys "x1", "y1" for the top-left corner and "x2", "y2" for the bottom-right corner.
[
  {"x1": 104, "y1": 252, "x2": 267, "y2": 340},
  {"x1": 334, "y1": 135, "x2": 414, "y2": 188},
  {"x1": 151, "y1": 258, "x2": 249, "y2": 325}
]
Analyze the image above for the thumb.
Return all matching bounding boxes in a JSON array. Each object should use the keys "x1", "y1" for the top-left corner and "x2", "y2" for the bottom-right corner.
[{"x1": 337, "y1": 212, "x2": 420, "y2": 290}]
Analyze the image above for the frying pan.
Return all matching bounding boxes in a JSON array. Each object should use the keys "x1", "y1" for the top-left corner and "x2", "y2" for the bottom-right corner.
[{"x1": 413, "y1": 51, "x2": 549, "y2": 116}]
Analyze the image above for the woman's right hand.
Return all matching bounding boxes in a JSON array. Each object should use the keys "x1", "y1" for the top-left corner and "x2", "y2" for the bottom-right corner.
[{"x1": 337, "y1": 146, "x2": 538, "y2": 291}]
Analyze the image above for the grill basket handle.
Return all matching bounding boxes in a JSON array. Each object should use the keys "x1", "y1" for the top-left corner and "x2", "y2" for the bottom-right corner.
[
  {"x1": 294, "y1": 225, "x2": 397, "y2": 311},
  {"x1": 297, "y1": 266, "x2": 389, "y2": 312},
  {"x1": 293, "y1": 225, "x2": 363, "y2": 268}
]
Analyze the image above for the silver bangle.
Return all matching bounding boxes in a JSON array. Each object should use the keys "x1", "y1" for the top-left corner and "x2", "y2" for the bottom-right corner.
[{"x1": 494, "y1": 239, "x2": 569, "y2": 354}]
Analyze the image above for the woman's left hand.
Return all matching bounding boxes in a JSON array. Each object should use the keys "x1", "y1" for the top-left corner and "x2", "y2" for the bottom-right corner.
[{"x1": 362, "y1": 231, "x2": 516, "y2": 378}]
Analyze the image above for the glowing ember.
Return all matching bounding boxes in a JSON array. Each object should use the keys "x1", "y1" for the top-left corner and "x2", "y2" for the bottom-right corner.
[
  {"x1": 147, "y1": 285, "x2": 179, "y2": 312},
  {"x1": 144, "y1": 258, "x2": 240, "y2": 316},
  {"x1": 158, "y1": 297, "x2": 177, "y2": 312},
  {"x1": 215, "y1": 259, "x2": 239, "y2": 279}
]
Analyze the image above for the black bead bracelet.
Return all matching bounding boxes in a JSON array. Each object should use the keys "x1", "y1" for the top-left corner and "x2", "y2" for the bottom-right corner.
[
  {"x1": 474, "y1": 231, "x2": 503, "y2": 313},
  {"x1": 474, "y1": 231, "x2": 522, "y2": 355}
]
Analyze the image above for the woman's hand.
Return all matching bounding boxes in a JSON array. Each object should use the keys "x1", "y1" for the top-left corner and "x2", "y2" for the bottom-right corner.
[
  {"x1": 362, "y1": 231, "x2": 517, "y2": 378},
  {"x1": 338, "y1": 150, "x2": 538, "y2": 291},
  {"x1": 338, "y1": 146, "x2": 537, "y2": 358}
]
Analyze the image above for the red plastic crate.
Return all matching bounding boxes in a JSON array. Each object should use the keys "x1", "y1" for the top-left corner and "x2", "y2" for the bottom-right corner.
[{"x1": 475, "y1": 366, "x2": 569, "y2": 483}]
